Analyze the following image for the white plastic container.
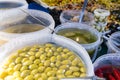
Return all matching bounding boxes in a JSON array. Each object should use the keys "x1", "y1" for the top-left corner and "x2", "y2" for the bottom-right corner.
[
  {"x1": 107, "y1": 31, "x2": 120, "y2": 53},
  {"x1": 54, "y1": 22, "x2": 101, "y2": 58},
  {"x1": 60, "y1": 10, "x2": 94, "y2": 26},
  {"x1": 0, "y1": 0, "x2": 28, "y2": 26},
  {"x1": 93, "y1": 9, "x2": 110, "y2": 32},
  {"x1": 0, "y1": 33, "x2": 94, "y2": 77},
  {"x1": 0, "y1": 9, "x2": 55, "y2": 46},
  {"x1": 94, "y1": 53, "x2": 120, "y2": 72}
]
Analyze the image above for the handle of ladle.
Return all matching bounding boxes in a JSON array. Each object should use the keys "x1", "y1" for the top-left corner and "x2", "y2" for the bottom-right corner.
[{"x1": 79, "y1": 0, "x2": 88, "y2": 23}]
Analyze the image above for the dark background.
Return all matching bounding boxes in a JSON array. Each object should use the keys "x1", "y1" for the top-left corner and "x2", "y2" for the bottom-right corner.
[{"x1": 26, "y1": 0, "x2": 34, "y2": 3}]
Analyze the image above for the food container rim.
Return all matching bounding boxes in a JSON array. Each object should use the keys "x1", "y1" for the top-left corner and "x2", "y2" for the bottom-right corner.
[
  {"x1": 0, "y1": 9, "x2": 55, "y2": 40},
  {"x1": 93, "y1": 53, "x2": 120, "y2": 70},
  {"x1": 0, "y1": 33, "x2": 94, "y2": 77},
  {"x1": 60, "y1": 10, "x2": 94, "y2": 21},
  {"x1": 0, "y1": 0, "x2": 28, "y2": 9},
  {"x1": 54, "y1": 22, "x2": 101, "y2": 46},
  {"x1": 108, "y1": 31, "x2": 120, "y2": 52}
]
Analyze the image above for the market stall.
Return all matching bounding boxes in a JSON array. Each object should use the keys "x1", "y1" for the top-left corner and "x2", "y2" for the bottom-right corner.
[{"x1": 0, "y1": 0, "x2": 120, "y2": 80}]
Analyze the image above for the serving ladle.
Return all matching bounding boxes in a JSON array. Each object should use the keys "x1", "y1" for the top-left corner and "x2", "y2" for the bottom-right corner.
[{"x1": 79, "y1": 0, "x2": 88, "y2": 23}]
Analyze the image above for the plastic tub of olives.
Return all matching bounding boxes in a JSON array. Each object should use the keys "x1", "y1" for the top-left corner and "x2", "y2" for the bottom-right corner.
[
  {"x1": 0, "y1": 33, "x2": 94, "y2": 80},
  {"x1": 0, "y1": 9, "x2": 55, "y2": 46},
  {"x1": 54, "y1": 22, "x2": 101, "y2": 59},
  {"x1": 0, "y1": 0, "x2": 28, "y2": 26}
]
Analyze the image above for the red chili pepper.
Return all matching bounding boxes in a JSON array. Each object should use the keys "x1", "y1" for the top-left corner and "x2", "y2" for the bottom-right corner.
[
  {"x1": 112, "y1": 68, "x2": 120, "y2": 80},
  {"x1": 108, "y1": 74, "x2": 116, "y2": 80},
  {"x1": 95, "y1": 69, "x2": 103, "y2": 78},
  {"x1": 118, "y1": 69, "x2": 120, "y2": 75},
  {"x1": 100, "y1": 66, "x2": 111, "y2": 71}
]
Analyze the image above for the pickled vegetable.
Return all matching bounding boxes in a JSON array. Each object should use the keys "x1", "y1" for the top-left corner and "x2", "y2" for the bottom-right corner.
[
  {"x1": 0, "y1": 43, "x2": 86, "y2": 80},
  {"x1": 57, "y1": 28, "x2": 97, "y2": 44}
]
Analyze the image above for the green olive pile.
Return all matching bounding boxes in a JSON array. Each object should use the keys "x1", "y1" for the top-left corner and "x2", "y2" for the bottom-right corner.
[{"x1": 0, "y1": 43, "x2": 86, "y2": 80}]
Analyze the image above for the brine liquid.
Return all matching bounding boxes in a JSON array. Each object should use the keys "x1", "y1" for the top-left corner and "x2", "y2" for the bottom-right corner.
[
  {"x1": 57, "y1": 28, "x2": 97, "y2": 44},
  {"x1": 2, "y1": 24, "x2": 44, "y2": 33}
]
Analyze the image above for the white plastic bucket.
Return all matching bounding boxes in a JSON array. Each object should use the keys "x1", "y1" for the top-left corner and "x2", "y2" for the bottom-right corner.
[
  {"x1": 0, "y1": 9, "x2": 55, "y2": 46},
  {"x1": 0, "y1": 33, "x2": 94, "y2": 77},
  {"x1": 54, "y1": 22, "x2": 101, "y2": 58},
  {"x1": 60, "y1": 10, "x2": 94, "y2": 26},
  {"x1": 107, "y1": 31, "x2": 120, "y2": 53},
  {"x1": 94, "y1": 53, "x2": 120, "y2": 72},
  {"x1": 0, "y1": 0, "x2": 28, "y2": 26}
]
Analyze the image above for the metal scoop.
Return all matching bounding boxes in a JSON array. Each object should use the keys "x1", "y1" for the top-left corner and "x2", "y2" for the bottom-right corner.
[{"x1": 79, "y1": 0, "x2": 88, "y2": 23}]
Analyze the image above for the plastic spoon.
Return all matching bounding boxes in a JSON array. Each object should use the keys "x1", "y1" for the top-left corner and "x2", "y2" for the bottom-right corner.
[{"x1": 79, "y1": 0, "x2": 88, "y2": 23}]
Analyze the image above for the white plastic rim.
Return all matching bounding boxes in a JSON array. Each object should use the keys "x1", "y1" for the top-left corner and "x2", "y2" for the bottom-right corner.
[
  {"x1": 0, "y1": 0, "x2": 27, "y2": 4},
  {"x1": 0, "y1": 0, "x2": 28, "y2": 26},
  {"x1": 0, "y1": 27, "x2": 52, "y2": 41},
  {"x1": 107, "y1": 31, "x2": 120, "y2": 53},
  {"x1": 54, "y1": 22, "x2": 101, "y2": 51},
  {"x1": 94, "y1": 9, "x2": 110, "y2": 17},
  {"x1": 0, "y1": 9, "x2": 55, "y2": 41},
  {"x1": 94, "y1": 53, "x2": 120, "y2": 71},
  {"x1": 0, "y1": 0, "x2": 28, "y2": 5},
  {"x1": 0, "y1": 33, "x2": 94, "y2": 77},
  {"x1": 25, "y1": 10, "x2": 55, "y2": 30},
  {"x1": 60, "y1": 10, "x2": 94, "y2": 25}
]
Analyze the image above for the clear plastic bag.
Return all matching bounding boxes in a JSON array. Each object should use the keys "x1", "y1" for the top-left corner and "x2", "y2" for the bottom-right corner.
[{"x1": 0, "y1": 33, "x2": 94, "y2": 77}]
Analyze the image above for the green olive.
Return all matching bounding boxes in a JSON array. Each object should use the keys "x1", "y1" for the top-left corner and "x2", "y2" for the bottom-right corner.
[
  {"x1": 34, "y1": 59, "x2": 40, "y2": 65},
  {"x1": 1, "y1": 43, "x2": 86, "y2": 80},
  {"x1": 14, "y1": 64, "x2": 22, "y2": 71},
  {"x1": 34, "y1": 73, "x2": 41, "y2": 80},
  {"x1": 20, "y1": 66, "x2": 28, "y2": 71},
  {"x1": 65, "y1": 70, "x2": 72, "y2": 76},
  {"x1": 24, "y1": 75, "x2": 34, "y2": 80},
  {"x1": 31, "y1": 69, "x2": 38, "y2": 75},
  {"x1": 29, "y1": 64, "x2": 38, "y2": 70},
  {"x1": 20, "y1": 70, "x2": 30, "y2": 78},
  {"x1": 13, "y1": 71, "x2": 20, "y2": 77},
  {"x1": 69, "y1": 66, "x2": 79, "y2": 72},
  {"x1": 15, "y1": 57, "x2": 22, "y2": 64}
]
